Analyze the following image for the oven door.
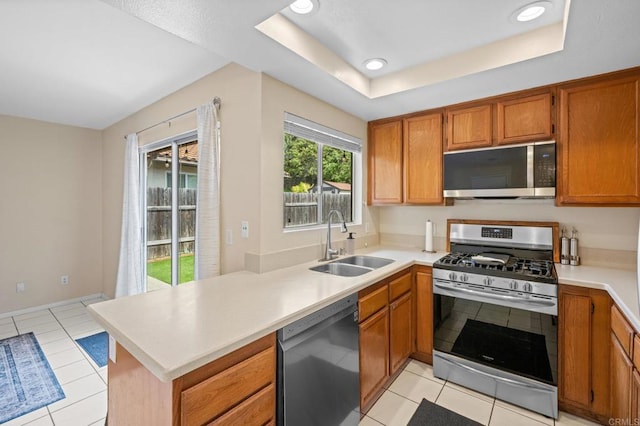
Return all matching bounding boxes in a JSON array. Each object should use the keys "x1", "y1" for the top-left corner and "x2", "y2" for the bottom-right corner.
[{"x1": 433, "y1": 279, "x2": 557, "y2": 386}]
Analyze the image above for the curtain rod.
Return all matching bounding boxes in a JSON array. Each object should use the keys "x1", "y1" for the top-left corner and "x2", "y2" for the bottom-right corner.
[{"x1": 123, "y1": 97, "x2": 221, "y2": 140}]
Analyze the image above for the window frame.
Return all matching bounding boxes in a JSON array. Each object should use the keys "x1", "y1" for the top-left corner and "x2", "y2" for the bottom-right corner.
[{"x1": 282, "y1": 113, "x2": 362, "y2": 232}]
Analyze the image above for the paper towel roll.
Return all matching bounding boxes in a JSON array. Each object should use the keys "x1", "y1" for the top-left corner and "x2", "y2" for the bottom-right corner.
[{"x1": 425, "y1": 220, "x2": 434, "y2": 252}]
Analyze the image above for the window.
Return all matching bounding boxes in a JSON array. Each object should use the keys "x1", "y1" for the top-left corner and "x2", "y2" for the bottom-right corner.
[
  {"x1": 283, "y1": 112, "x2": 362, "y2": 229},
  {"x1": 166, "y1": 172, "x2": 197, "y2": 189}
]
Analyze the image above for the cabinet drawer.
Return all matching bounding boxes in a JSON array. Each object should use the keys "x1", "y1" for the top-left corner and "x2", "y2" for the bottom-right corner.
[
  {"x1": 389, "y1": 272, "x2": 411, "y2": 301},
  {"x1": 209, "y1": 383, "x2": 274, "y2": 425},
  {"x1": 612, "y1": 304, "x2": 634, "y2": 357},
  {"x1": 359, "y1": 283, "x2": 388, "y2": 322},
  {"x1": 181, "y1": 347, "x2": 275, "y2": 426}
]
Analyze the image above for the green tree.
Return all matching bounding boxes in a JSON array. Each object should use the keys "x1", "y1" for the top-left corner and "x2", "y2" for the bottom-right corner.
[{"x1": 322, "y1": 146, "x2": 352, "y2": 184}]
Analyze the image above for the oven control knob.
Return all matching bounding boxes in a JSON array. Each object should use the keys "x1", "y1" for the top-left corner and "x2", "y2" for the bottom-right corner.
[
  {"x1": 483, "y1": 277, "x2": 493, "y2": 286},
  {"x1": 509, "y1": 280, "x2": 518, "y2": 290},
  {"x1": 448, "y1": 272, "x2": 457, "y2": 281},
  {"x1": 523, "y1": 282, "x2": 533, "y2": 292},
  {"x1": 460, "y1": 273, "x2": 469, "y2": 282}
]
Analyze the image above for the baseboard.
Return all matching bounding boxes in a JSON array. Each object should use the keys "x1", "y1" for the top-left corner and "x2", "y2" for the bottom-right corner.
[{"x1": 0, "y1": 293, "x2": 110, "y2": 319}]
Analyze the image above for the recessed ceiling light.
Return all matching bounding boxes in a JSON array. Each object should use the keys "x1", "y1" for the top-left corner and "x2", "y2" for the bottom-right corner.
[
  {"x1": 364, "y1": 58, "x2": 387, "y2": 71},
  {"x1": 290, "y1": 0, "x2": 316, "y2": 15},
  {"x1": 514, "y1": 1, "x2": 551, "y2": 22}
]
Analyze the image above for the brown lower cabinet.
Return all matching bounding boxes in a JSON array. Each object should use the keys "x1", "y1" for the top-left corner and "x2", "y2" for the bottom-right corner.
[
  {"x1": 107, "y1": 333, "x2": 276, "y2": 426},
  {"x1": 558, "y1": 284, "x2": 611, "y2": 423},
  {"x1": 610, "y1": 304, "x2": 640, "y2": 423},
  {"x1": 358, "y1": 268, "x2": 413, "y2": 413},
  {"x1": 413, "y1": 265, "x2": 433, "y2": 363}
]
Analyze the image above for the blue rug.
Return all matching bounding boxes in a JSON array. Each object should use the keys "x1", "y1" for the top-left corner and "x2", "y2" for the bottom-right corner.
[
  {"x1": 0, "y1": 332, "x2": 65, "y2": 423},
  {"x1": 75, "y1": 332, "x2": 108, "y2": 368}
]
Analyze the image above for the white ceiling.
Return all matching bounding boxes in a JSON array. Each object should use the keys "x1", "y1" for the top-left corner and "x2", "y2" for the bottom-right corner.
[{"x1": 1, "y1": 0, "x2": 639, "y2": 130}]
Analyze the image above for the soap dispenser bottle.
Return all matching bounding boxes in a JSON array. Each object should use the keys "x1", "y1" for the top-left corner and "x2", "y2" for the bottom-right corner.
[{"x1": 346, "y1": 232, "x2": 356, "y2": 255}]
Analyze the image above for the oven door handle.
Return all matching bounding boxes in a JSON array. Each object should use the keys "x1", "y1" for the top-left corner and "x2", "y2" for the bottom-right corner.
[
  {"x1": 434, "y1": 283, "x2": 556, "y2": 307},
  {"x1": 438, "y1": 354, "x2": 553, "y2": 392}
]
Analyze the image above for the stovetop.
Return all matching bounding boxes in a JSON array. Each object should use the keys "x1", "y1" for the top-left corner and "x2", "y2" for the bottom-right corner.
[{"x1": 434, "y1": 252, "x2": 558, "y2": 284}]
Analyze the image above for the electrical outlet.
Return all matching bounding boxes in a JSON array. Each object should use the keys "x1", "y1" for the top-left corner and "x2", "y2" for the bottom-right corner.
[
  {"x1": 16, "y1": 282, "x2": 25, "y2": 293},
  {"x1": 226, "y1": 229, "x2": 233, "y2": 245},
  {"x1": 61, "y1": 275, "x2": 69, "y2": 285},
  {"x1": 241, "y1": 221, "x2": 249, "y2": 238}
]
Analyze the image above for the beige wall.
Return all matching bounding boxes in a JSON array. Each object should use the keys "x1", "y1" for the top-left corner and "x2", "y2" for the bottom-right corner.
[
  {"x1": 377, "y1": 201, "x2": 640, "y2": 269},
  {"x1": 101, "y1": 63, "x2": 262, "y2": 297},
  {"x1": 0, "y1": 115, "x2": 103, "y2": 313}
]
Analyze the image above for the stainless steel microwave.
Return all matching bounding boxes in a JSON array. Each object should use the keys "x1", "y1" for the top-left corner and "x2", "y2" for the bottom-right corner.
[{"x1": 443, "y1": 141, "x2": 556, "y2": 198}]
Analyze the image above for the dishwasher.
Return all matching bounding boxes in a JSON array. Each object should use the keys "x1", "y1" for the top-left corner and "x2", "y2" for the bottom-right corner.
[{"x1": 277, "y1": 294, "x2": 360, "y2": 426}]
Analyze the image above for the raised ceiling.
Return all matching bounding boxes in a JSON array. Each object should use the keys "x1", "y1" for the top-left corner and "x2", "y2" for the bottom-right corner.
[{"x1": 1, "y1": 0, "x2": 639, "y2": 129}]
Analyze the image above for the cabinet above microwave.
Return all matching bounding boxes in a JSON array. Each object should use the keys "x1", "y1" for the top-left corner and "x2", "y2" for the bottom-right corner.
[{"x1": 443, "y1": 141, "x2": 556, "y2": 199}]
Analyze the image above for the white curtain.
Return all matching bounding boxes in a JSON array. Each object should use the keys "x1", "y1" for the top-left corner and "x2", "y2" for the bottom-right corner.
[
  {"x1": 115, "y1": 133, "x2": 144, "y2": 297},
  {"x1": 194, "y1": 101, "x2": 221, "y2": 280}
]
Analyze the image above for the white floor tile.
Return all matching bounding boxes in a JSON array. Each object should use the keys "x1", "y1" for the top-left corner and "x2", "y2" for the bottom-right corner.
[
  {"x1": 82, "y1": 298, "x2": 106, "y2": 306},
  {"x1": 50, "y1": 390, "x2": 107, "y2": 426},
  {"x1": 46, "y1": 347, "x2": 86, "y2": 369},
  {"x1": 0, "y1": 329, "x2": 19, "y2": 340},
  {"x1": 16, "y1": 321, "x2": 62, "y2": 336},
  {"x1": 493, "y1": 399, "x2": 554, "y2": 425},
  {"x1": 41, "y1": 337, "x2": 76, "y2": 357},
  {"x1": 51, "y1": 306, "x2": 87, "y2": 320},
  {"x1": 50, "y1": 303, "x2": 84, "y2": 313},
  {"x1": 388, "y1": 370, "x2": 444, "y2": 403},
  {"x1": 48, "y1": 374, "x2": 106, "y2": 412},
  {"x1": 403, "y1": 359, "x2": 446, "y2": 384},
  {"x1": 367, "y1": 390, "x2": 419, "y2": 426},
  {"x1": 489, "y1": 405, "x2": 549, "y2": 426},
  {"x1": 0, "y1": 316, "x2": 14, "y2": 325},
  {"x1": 57, "y1": 313, "x2": 92, "y2": 328},
  {"x1": 13, "y1": 313, "x2": 56, "y2": 329},
  {"x1": 23, "y1": 415, "x2": 54, "y2": 426},
  {"x1": 13, "y1": 310, "x2": 52, "y2": 322},
  {"x1": 98, "y1": 366, "x2": 108, "y2": 384},
  {"x1": 88, "y1": 419, "x2": 107, "y2": 426},
  {"x1": 54, "y1": 359, "x2": 96, "y2": 384},
  {"x1": 0, "y1": 322, "x2": 18, "y2": 336},
  {"x1": 34, "y1": 329, "x2": 68, "y2": 345},
  {"x1": 65, "y1": 321, "x2": 103, "y2": 338},
  {"x1": 359, "y1": 415, "x2": 384, "y2": 426},
  {"x1": 436, "y1": 385, "x2": 493, "y2": 425},
  {"x1": 1, "y1": 407, "x2": 49, "y2": 426}
]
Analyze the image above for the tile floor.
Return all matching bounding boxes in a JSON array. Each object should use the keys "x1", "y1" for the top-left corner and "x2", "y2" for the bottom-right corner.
[
  {"x1": 1, "y1": 298, "x2": 108, "y2": 426},
  {"x1": 2, "y1": 298, "x2": 599, "y2": 426}
]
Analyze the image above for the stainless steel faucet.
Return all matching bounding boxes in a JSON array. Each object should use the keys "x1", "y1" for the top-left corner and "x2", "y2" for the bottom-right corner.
[{"x1": 321, "y1": 210, "x2": 348, "y2": 261}]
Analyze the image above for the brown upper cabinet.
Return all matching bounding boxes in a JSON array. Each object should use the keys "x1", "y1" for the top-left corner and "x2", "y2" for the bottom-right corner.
[
  {"x1": 445, "y1": 92, "x2": 554, "y2": 151},
  {"x1": 496, "y1": 93, "x2": 553, "y2": 145},
  {"x1": 557, "y1": 73, "x2": 640, "y2": 205},
  {"x1": 368, "y1": 120, "x2": 403, "y2": 204},
  {"x1": 368, "y1": 113, "x2": 443, "y2": 205},
  {"x1": 446, "y1": 104, "x2": 492, "y2": 150}
]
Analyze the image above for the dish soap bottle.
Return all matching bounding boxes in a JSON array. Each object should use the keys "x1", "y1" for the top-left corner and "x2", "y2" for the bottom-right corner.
[{"x1": 346, "y1": 232, "x2": 356, "y2": 255}]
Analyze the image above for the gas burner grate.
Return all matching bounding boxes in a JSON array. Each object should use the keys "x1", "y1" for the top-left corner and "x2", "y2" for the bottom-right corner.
[{"x1": 435, "y1": 252, "x2": 556, "y2": 281}]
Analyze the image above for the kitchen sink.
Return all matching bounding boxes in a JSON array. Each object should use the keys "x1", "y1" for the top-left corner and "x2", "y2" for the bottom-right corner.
[
  {"x1": 337, "y1": 255, "x2": 395, "y2": 269},
  {"x1": 310, "y1": 255, "x2": 395, "y2": 277}
]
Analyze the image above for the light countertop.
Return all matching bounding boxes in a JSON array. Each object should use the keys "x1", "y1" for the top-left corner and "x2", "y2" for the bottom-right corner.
[{"x1": 88, "y1": 246, "x2": 639, "y2": 382}]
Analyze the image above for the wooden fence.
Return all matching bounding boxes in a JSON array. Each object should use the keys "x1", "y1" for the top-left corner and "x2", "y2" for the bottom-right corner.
[
  {"x1": 283, "y1": 192, "x2": 352, "y2": 227},
  {"x1": 147, "y1": 188, "x2": 196, "y2": 260}
]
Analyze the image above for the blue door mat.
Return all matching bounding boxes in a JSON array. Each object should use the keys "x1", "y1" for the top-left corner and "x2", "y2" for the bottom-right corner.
[{"x1": 76, "y1": 331, "x2": 108, "y2": 368}]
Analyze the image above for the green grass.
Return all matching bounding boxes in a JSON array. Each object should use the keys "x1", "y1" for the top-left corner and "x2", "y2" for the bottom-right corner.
[{"x1": 147, "y1": 254, "x2": 194, "y2": 285}]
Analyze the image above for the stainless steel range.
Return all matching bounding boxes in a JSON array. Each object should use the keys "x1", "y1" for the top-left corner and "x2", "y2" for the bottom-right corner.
[{"x1": 432, "y1": 221, "x2": 559, "y2": 419}]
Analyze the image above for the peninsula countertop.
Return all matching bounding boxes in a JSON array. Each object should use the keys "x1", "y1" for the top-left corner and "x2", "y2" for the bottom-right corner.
[{"x1": 87, "y1": 246, "x2": 639, "y2": 382}]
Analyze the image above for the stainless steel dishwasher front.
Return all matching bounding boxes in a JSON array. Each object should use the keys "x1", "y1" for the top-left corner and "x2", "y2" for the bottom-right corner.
[{"x1": 277, "y1": 293, "x2": 360, "y2": 426}]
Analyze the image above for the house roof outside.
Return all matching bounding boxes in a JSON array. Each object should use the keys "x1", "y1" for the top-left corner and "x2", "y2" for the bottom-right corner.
[{"x1": 323, "y1": 181, "x2": 351, "y2": 192}]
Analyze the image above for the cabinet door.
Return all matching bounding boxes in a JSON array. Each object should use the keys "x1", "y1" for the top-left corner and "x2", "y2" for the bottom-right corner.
[
  {"x1": 558, "y1": 75, "x2": 640, "y2": 205},
  {"x1": 389, "y1": 292, "x2": 412, "y2": 375},
  {"x1": 632, "y1": 369, "x2": 640, "y2": 421},
  {"x1": 403, "y1": 113, "x2": 443, "y2": 204},
  {"x1": 496, "y1": 93, "x2": 553, "y2": 145},
  {"x1": 611, "y1": 333, "x2": 633, "y2": 422},
  {"x1": 414, "y1": 267, "x2": 433, "y2": 361},
  {"x1": 559, "y1": 291, "x2": 592, "y2": 408},
  {"x1": 558, "y1": 285, "x2": 611, "y2": 421},
  {"x1": 359, "y1": 307, "x2": 389, "y2": 411},
  {"x1": 368, "y1": 120, "x2": 403, "y2": 204},
  {"x1": 446, "y1": 104, "x2": 492, "y2": 151}
]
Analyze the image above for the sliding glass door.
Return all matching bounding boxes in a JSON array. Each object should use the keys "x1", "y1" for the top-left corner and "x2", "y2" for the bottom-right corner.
[{"x1": 142, "y1": 133, "x2": 198, "y2": 291}]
